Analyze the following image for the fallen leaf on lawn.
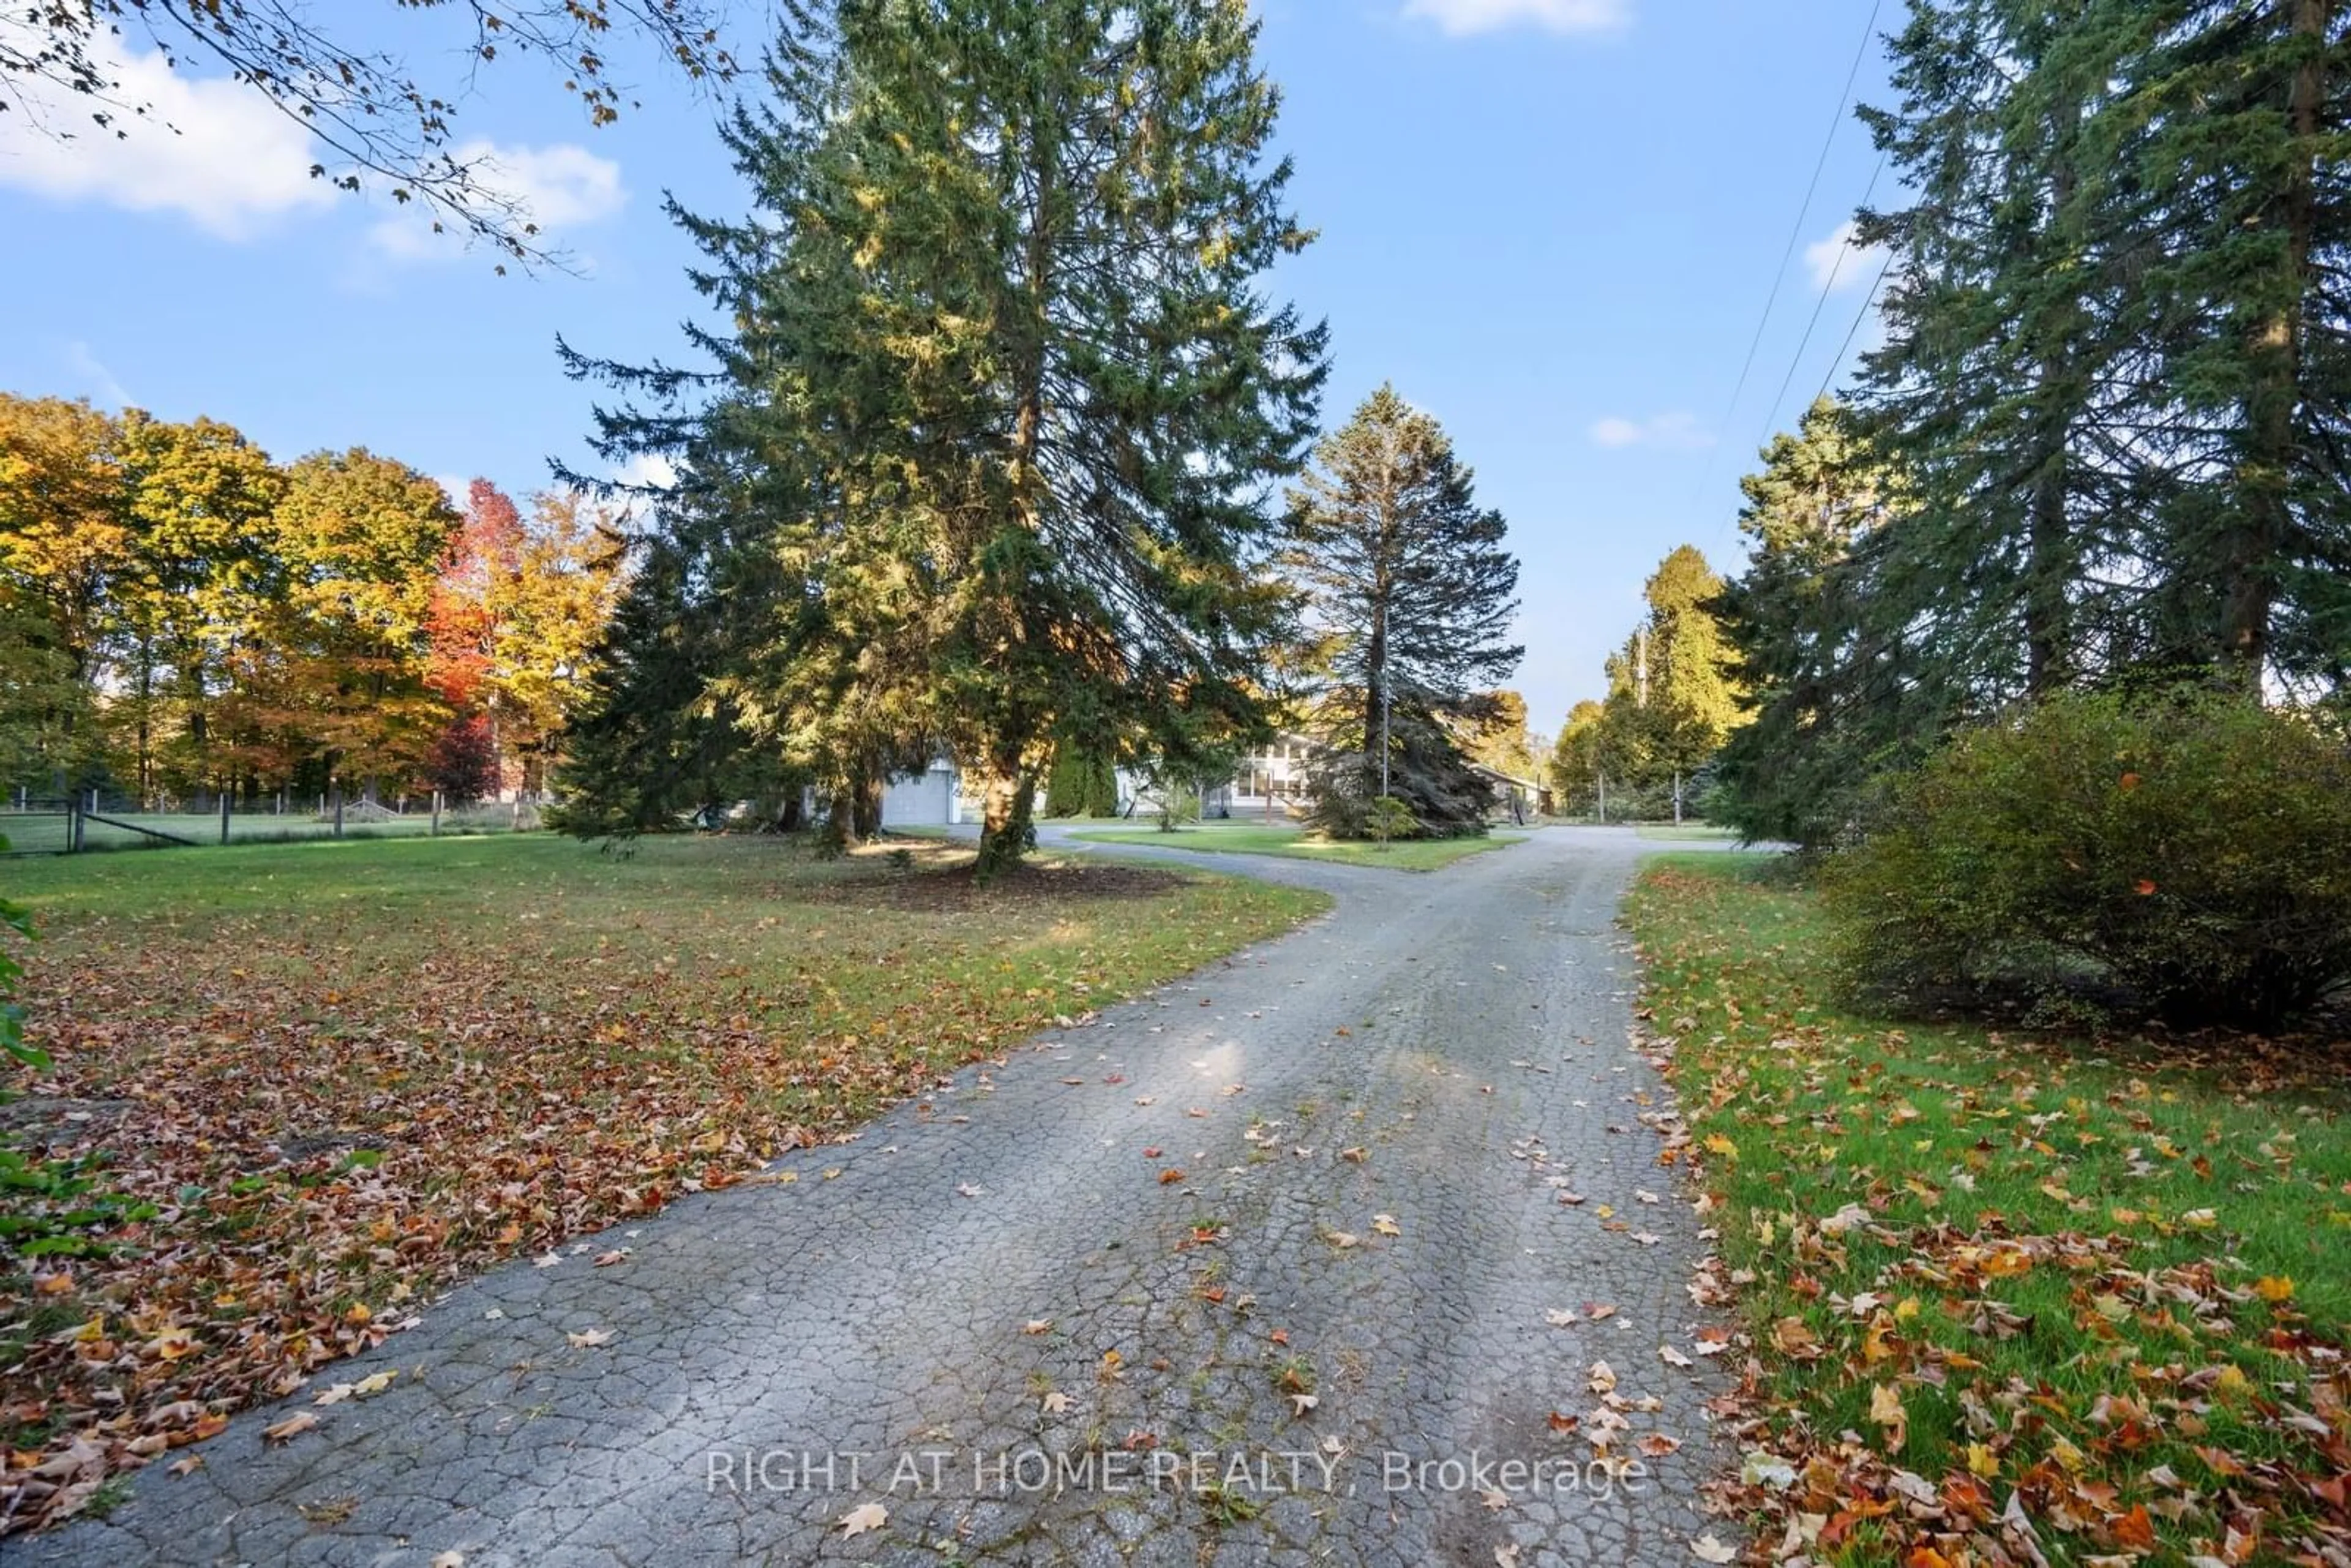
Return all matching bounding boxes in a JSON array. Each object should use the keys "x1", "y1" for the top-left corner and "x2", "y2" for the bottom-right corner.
[
  {"x1": 2255, "y1": 1275, "x2": 2295, "y2": 1302},
  {"x1": 838, "y1": 1500, "x2": 887, "y2": 1537},
  {"x1": 263, "y1": 1411, "x2": 320, "y2": 1444},
  {"x1": 566, "y1": 1327, "x2": 615, "y2": 1349}
]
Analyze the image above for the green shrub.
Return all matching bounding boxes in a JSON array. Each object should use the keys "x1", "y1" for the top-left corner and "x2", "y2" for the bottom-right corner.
[{"x1": 1820, "y1": 688, "x2": 2351, "y2": 1030}]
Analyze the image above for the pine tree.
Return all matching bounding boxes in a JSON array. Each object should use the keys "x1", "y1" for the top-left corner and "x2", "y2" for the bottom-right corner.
[
  {"x1": 2118, "y1": 0, "x2": 2351, "y2": 688},
  {"x1": 564, "y1": 0, "x2": 1324, "y2": 874},
  {"x1": 1284, "y1": 385, "x2": 1521, "y2": 838},
  {"x1": 1711, "y1": 399, "x2": 1922, "y2": 848},
  {"x1": 1854, "y1": 0, "x2": 2154, "y2": 704}
]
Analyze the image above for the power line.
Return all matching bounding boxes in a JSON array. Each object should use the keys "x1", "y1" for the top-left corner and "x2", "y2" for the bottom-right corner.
[
  {"x1": 1711, "y1": 0, "x2": 1886, "y2": 440},
  {"x1": 1754, "y1": 149, "x2": 1886, "y2": 450},
  {"x1": 1812, "y1": 249, "x2": 1894, "y2": 412}
]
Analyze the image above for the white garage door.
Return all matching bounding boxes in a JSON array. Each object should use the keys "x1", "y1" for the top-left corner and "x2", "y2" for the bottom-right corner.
[{"x1": 881, "y1": 767, "x2": 954, "y2": 827}]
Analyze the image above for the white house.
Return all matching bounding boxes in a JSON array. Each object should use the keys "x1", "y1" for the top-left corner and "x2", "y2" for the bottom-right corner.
[{"x1": 874, "y1": 736, "x2": 1314, "y2": 828}]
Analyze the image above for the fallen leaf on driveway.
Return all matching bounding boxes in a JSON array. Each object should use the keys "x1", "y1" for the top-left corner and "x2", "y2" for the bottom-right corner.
[
  {"x1": 1371, "y1": 1214, "x2": 1401, "y2": 1237},
  {"x1": 1589, "y1": 1361, "x2": 1618, "y2": 1395},
  {"x1": 956, "y1": 1183, "x2": 985, "y2": 1198},
  {"x1": 1479, "y1": 1486, "x2": 1510, "y2": 1510},
  {"x1": 168, "y1": 1455, "x2": 204, "y2": 1478},
  {"x1": 1659, "y1": 1345, "x2": 1693, "y2": 1368},
  {"x1": 431, "y1": 1555, "x2": 465, "y2": 1568},
  {"x1": 1042, "y1": 1392, "x2": 1072, "y2": 1414},
  {"x1": 1340, "y1": 1146, "x2": 1368, "y2": 1163},
  {"x1": 1586, "y1": 1303, "x2": 1618, "y2": 1321},
  {"x1": 1022, "y1": 1319, "x2": 1053, "y2": 1335},
  {"x1": 1325, "y1": 1230, "x2": 1360, "y2": 1249},
  {"x1": 1690, "y1": 1536, "x2": 1738, "y2": 1564},
  {"x1": 263, "y1": 1411, "x2": 320, "y2": 1444},
  {"x1": 1638, "y1": 1433, "x2": 1682, "y2": 1457},
  {"x1": 593, "y1": 1249, "x2": 629, "y2": 1267},
  {"x1": 566, "y1": 1327, "x2": 615, "y2": 1349},
  {"x1": 1546, "y1": 1309, "x2": 1579, "y2": 1327},
  {"x1": 838, "y1": 1501, "x2": 887, "y2": 1537},
  {"x1": 1289, "y1": 1393, "x2": 1318, "y2": 1417}
]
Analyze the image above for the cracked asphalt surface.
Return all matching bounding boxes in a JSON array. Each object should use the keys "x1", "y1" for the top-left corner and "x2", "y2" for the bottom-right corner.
[{"x1": 33, "y1": 825, "x2": 1735, "y2": 1567}]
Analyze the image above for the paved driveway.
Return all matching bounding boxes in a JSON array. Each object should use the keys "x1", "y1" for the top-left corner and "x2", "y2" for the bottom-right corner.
[{"x1": 34, "y1": 827, "x2": 1736, "y2": 1567}]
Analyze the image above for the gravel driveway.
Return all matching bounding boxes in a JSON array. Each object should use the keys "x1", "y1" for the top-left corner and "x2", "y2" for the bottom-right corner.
[{"x1": 32, "y1": 825, "x2": 1737, "y2": 1567}]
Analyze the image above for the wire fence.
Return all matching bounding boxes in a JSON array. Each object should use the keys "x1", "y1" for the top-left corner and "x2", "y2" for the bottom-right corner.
[{"x1": 0, "y1": 790, "x2": 546, "y2": 857}]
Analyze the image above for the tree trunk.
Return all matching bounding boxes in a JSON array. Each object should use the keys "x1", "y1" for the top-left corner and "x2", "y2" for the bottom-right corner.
[
  {"x1": 975, "y1": 758, "x2": 1037, "y2": 880},
  {"x1": 823, "y1": 785, "x2": 860, "y2": 851},
  {"x1": 2025, "y1": 92, "x2": 2082, "y2": 697},
  {"x1": 852, "y1": 768, "x2": 885, "y2": 841},
  {"x1": 2226, "y1": 0, "x2": 2327, "y2": 687}
]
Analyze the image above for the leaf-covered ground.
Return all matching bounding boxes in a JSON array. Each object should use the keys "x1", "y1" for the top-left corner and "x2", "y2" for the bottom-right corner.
[
  {"x1": 1624, "y1": 855, "x2": 2351, "y2": 1568},
  {"x1": 0, "y1": 833, "x2": 1327, "y2": 1533}
]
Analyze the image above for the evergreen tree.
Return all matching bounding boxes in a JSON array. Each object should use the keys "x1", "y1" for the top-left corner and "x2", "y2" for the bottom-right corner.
[
  {"x1": 1284, "y1": 386, "x2": 1521, "y2": 838},
  {"x1": 564, "y1": 0, "x2": 1325, "y2": 874},
  {"x1": 2117, "y1": 0, "x2": 2351, "y2": 688},
  {"x1": 1854, "y1": 0, "x2": 2154, "y2": 704},
  {"x1": 1711, "y1": 399, "x2": 1924, "y2": 848}
]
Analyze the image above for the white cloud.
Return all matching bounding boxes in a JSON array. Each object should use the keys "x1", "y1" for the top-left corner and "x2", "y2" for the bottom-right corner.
[
  {"x1": 368, "y1": 139, "x2": 626, "y2": 262},
  {"x1": 1402, "y1": 0, "x2": 1630, "y2": 36},
  {"x1": 1589, "y1": 411, "x2": 1712, "y2": 451},
  {"x1": 1804, "y1": 220, "x2": 1891, "y2": 293},
  {"x1": 0, "y1": 35, "x2": 332, "y2": 237},
  {"x1": 63, "y1": 341, "x2": 131, "y2": 407},
  {"x1": 614, "y1": 452, "x2": 678, "y2": 491}
]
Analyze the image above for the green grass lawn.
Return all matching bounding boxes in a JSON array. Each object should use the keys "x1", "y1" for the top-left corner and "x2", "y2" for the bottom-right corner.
[
  {"x1": 1068, "y1": 820, "x2": 1523, "y2": 871},
  {"x1": 1625, "y1": 855, "x2": 2351, "y2": 1566},
  {"x1": 0, "y1": 832, "x2": 1327, "y2": 1531},
  {"x1": 1631, "y1": 822, "x2": 1743, "y2": 842}
]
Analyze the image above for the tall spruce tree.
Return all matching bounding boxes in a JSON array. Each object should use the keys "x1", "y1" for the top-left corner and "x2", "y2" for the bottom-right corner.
[
  {"x1": 1712, "y1": 399, "x2": 1922, "y2": 848},
  {"x1": 564, "y1": 0, "x2": 1324, "y2": 874},
  {"x1": 1284, "y1": 386, "x2": 1521, "y2": 838},
  {"x1": 1854, "y1": 0, "x2": 2153, "y2": 703},
  {"x1": 2118, "y1": 0, "x2": 2351, "y2": 689}
]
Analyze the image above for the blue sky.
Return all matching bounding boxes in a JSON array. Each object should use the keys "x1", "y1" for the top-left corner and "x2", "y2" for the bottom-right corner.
[{"x1": 0, "y1": 0, "x2": 1892, "y2": 737}]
